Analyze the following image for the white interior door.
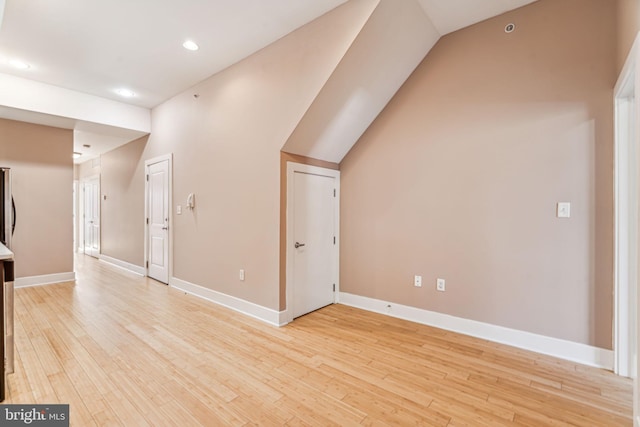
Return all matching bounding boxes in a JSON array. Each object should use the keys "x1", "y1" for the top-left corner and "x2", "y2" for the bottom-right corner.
[
  {"x1": 83, "y1": 177, "x2": 100, "y2": 258},
  {"x1": 147, "y1": 159, "x2": 169, "y2": 284},
  {"x1": 289, "y1": 165, "x2": 339, "y2": 319}
]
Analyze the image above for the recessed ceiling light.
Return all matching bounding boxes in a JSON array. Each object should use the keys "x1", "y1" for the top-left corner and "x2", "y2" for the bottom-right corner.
[
  {"x1": 9, "y1": 59, "x2": 30, "y2": 70},
  {"x1": 183, "y1": 40, "x2": 199, "y2": 51},
  {"x1": 73, "y1": 152, "x2": 82, "y2": 159},
  {"x1": 116, "y1": 88, "x2": 136, "y2": 98}
]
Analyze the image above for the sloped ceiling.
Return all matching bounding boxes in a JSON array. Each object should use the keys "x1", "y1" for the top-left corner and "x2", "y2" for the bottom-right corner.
[
  {"x1": 283, "y1": 0, "x2": 538, "y2": 163},
  {"x1": 417, "y1": 0, "x2": 537, "y2": 34},
  {"x1": 0, "y1": 0, "x2": 537, "y2": 163},
  {"x1": 282, "y1": 0, "x2": 438, "y2": 162}
]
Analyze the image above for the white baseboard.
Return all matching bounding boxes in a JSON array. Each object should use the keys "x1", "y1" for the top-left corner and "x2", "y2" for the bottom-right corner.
[
  {"x1": 15, "y1": 272, "x2": 76, "y2": 288},
  {"x1": 170, "y1": 277, "x2": 287, "y2": 327},
  {"x1": 98, "y1": 254, "x2": 145, "y2": 276},
  {"x1": 339, "y1": 292, "x2": 614, "y2": 370}
]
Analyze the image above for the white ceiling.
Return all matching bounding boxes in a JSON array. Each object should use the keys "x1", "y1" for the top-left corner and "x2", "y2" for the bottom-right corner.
[
  {"x1": 0, "y1": 0, "x2": 537, "y2": 162},
  {"x1": 0, "y1": 0, "x2": 348, "y2": 109}
]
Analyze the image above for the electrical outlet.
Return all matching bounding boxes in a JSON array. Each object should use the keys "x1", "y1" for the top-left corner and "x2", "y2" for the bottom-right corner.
[
  {"x1": 414, "y1": 275, "x2": 422, "y2": 287},
  {"x1": 436, "y1": 278, "x2": 446, "y2": 292},
  {"x1": 239, "y1": 269, "x2": 245, "y2": 281}
]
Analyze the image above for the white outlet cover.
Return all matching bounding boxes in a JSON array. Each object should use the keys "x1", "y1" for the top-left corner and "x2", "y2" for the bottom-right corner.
[
  {"x1": 414, "y1": 275, "x2": 422, "y2": 287},
  {"x1": 436, "y1": 278, "x2": 445, "y2": 292},
  {"x1": 557, "y1": 202, "x2": 571, "y2": 218}
]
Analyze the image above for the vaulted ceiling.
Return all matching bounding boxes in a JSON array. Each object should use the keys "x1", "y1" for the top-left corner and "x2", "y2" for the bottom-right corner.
[{"x1": 0, "y1": 0, "x2": 537, "y2": 162}]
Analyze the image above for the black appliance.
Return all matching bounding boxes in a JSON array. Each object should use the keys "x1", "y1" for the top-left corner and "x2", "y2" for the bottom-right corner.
[
  {"x1": 0, "y1": 255, "x2": 13, "y2": 402},
  {"x1": 0, "y1": 168, "x2": 15, "y2": 248},
  {"x1": 0, "y1": 167, "x2": 15, "y2": 401}
]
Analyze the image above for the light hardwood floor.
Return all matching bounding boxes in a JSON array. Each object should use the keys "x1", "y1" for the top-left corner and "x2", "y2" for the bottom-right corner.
[{"x1": 4, "y1": 255, "x2": 633, "y2": 426}]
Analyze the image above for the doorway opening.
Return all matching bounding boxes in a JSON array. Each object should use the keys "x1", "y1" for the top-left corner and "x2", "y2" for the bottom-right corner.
[{"x1": 81, "y1": 175, "x2": 100, "y2": 258}]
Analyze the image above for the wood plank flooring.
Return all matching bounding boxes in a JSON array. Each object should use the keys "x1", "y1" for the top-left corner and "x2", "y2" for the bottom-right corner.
[{"x1": 4, "y1": 255, "x2": 633, "y2": 426}]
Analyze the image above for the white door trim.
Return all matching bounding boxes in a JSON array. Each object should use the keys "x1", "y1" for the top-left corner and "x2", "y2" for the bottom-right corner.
[
  {"x1": 144, "y1": 154, "x2": 173, "y2": 282},
  {"x1": 614, "y1": 32, "x2": 640, "y2": 426},
  {"x1": 77, "y1": 179, "x2": 84, "y2": 253},
  {"x1": 285, "y1": 162, "x2": 340, "y2": 324},
  {"x1": 615, "y1": 33, "x2": 639, "y2": 378},
  {"x1": 73, "y1": 180, "x2": 78, "y2": 253}
]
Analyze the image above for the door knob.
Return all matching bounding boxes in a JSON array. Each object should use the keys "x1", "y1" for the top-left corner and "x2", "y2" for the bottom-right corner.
[
  {"x1": 295, "y1": 242, "x2": 305, "y2": 249},
  {"x1": 162, "y1": 226, "x2": 168, "y2": 230}
]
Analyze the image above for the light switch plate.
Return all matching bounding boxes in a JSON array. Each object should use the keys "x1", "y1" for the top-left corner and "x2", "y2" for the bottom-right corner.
[
  {"x1": 177, "y1": 205, "x2": 182, "y2": 215},
  {"x1": 557, "y1": 202, "x2": 571, "y2": 218},
  {"x1": 414, "y1": 275, "x2": 422, "y2": 287}
]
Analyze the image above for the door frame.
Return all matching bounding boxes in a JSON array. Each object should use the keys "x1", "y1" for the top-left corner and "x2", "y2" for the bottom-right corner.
[
  {"x1": 144, "y1": 154, "x2": 173, "y2": 282},
  {"x1": 81, "y1": 174, "x2": 100, "y2": 257},
  {"x1": 285, "y1": 162, "x2": 340, "y2": 323},
  {"x1": 614, "y1": 32, "x2": 640, "y2": 426},
  {"x1": 73, "y1": 180, "x2": 78, "y2": 253}
]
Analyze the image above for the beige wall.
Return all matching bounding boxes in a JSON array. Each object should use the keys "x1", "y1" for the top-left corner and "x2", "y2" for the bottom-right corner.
[
  {"x1": 617, "y1": 0, "x2": 640, "y2": 73},
  {"x1": 95, "y1": 0, "x2": 374, "y2": 310},
  {"x1": 99, "y1": 137, "x2": 147, "y2": 265},
  {"x1": 340, "y1": 0, "x2": 617, "y2": 348},
  {"x1": 0, "y1": 119, "x2": 74, "y2": 278}
]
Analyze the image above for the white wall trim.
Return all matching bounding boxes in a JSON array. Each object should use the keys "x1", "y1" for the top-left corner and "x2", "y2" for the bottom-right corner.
[
  {"x1": 278, "y1": 310, "x2": 290, "y2": 326},
  {"x1": 15, "y1": 272, "x2": 76, "y2": 288},
  {"x1": 98, "y1": 254, "x2": 145, "y2": 276},
  {"x1": 170, "y1": 277, "x2": 287, "y2": 327},
  {"x1": 340, "y1": 292, "x2": 614, "y2": 370}
]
